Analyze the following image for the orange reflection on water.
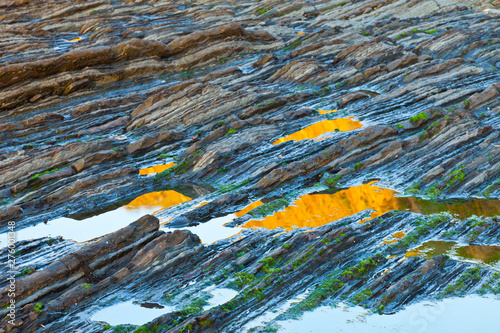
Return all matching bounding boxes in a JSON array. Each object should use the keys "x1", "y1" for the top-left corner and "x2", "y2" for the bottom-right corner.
[
  {"x1": 139, "y1": 163, "x2": 176, "y2": 175},
  {"x1": 243, "y1": 182, "x2": 399, "y2": 230},
  {"x1": 317, "y1": 109, "x2": 338, "y2": 114},
  {"x1": 235, "y1": 200, "x2": 264, "y2": 218},
  {"x1": 381, "y1": 230, "x2": 407, "y2": 245},
  {"x1": 126, "y1": 190, "x2": 191, "y2": 210},
  {"x1": 273, "y1": 117, "x2": 362, "y2": 145}
]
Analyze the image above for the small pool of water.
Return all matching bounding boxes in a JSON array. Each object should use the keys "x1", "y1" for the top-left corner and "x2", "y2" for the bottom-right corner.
[
  {"x1": 276, "y1": 295, "x2": 500, "y2": 333},
  {"x1": 91, "y1": 301, "x2": 174, "y2": 326},
  {"x1": 317, "y1": 109, "x2": 337, "y2": 114},
  {"x1": 242, "y1": 183, "x2": 500, "y2": 231},
  {"x1": 398, "y1": 196, "x2": 500, "y2": 220},
  {"x1": 164, "y1": 213, "x2": 243, "y2": 244},
  {"x1": 272, "y1": 117, "x2": 363, "y2": 145},
  {"x1": 125, "y1": 190, "x2": 191, "y2": 210},
  {"x1": 381, "y1": 230, "x2": 407, "y2": 245},
  {"x1": 243, "y1": 182, "x2": 399, "y2": 230},
  {"x1": 406, "y1": 241, "x2": 500, "y2": 269},
  {"x1": 202, "y1": 286, "x2": 239, "y2": 310},
  {"x1": 1, "y1": 190, "x2": 191, "y2": 244},
  {"x1": 169, "y1": 183, "x2": 500, "y2": 244},
  {"x1": 92, "y1": 287, "x2": 237, "y2": 327},
  {"x1": 139, "y1": 163, "x2": 176, "y2": 175}
]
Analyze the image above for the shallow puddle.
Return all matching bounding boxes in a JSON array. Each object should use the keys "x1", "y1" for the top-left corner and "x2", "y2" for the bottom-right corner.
[
  {"x1": 91, "y1": 288, "x2": 237, "y2": 326},
  {"x1": 126, "y1": 190, "x2": 191, "y2": 211},
  {"x1": 202, "y1": 286, "x2": 238, "y2": 310},
  {"x1": 406, "y1": 241, "x2": 500, "y2": 269},
  {"x1": 242, "y1": 183, "x2": 500, "y2": 231},
  {"x1": 1, "y1": 191, "x2": 191, "y2": 244},
  {"x1": 164, "y1": 213, "x2": 243, "y2": 244},
  {"x1": 397, "y1": 197, "x2": 500, "y2": 220},
  {"x1": 276, "y1": 295, "x2": 500, "y2": 333},
  {"x1": 91, "y1": 301, "x2": 174, "y2": 326},
  {"x1": 139, "y1": 163, "x2": 176, "y2": 175},
  {"x1": 317, "y1": 109, "x2": 337, "y2": 114},
  {"x1": 163, "y1": 200, "x2": 270, "y2": 244},
  {"x1": 272, "y1": 117, "x2": 362, "y2": 145},
  {"x1": 235, "y1": 200, "x2": 264, "y2": 218},
  {"x1": 381, "y1": 231, "x2": 407, "y2": 245},
  {"x1": 243, "y1": 183, "x2": 399, "y2": 230}
]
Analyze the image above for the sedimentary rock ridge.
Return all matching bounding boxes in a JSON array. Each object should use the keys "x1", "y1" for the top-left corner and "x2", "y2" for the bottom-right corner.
[{"x1": 1, "y1": 0, "x2": 500, "y2": 332}]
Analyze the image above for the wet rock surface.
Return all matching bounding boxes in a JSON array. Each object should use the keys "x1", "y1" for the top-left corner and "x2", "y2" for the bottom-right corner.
[{"x1": 1, "y1": 0, "x2": 500, "y2": 332}]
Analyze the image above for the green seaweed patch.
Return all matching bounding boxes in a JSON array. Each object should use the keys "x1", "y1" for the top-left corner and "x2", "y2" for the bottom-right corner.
[
  {"x1": 133, "y1": 325, "x2": 166, "y2": 333},
  {"x1": 395, "y1": 214, "x2": 451, "y2": 249},
  {"x1": 323, "y1": 174, "x2": 342, "y2": 188},
  {"x1": 259, "y1": 257, "x2": 280, "y2": 273},
  {"x1": 425, "y1": 183, "x2": 442, "y2": 199},
  {"x1": 439, "y1": 267, "x2": 483, "y2": 298},
  {"x1": 224, "y1": 128, "x2": 238, "y2": 137},
  {"x1": 232, "y1": 271, "x2": 256, "y2": 289},
  {"x1": 340, "y1": 256, "x2": 381, "y2": 279},
  {"x1": 288, "y1": 278, "x2": 344, "y2": 315},
  {"x1": 409, "y1": 112, "x2": 428, "y2": 123},
  {"x1": 30, "y1": 169, "x2": 60, "y2": 180},
  {"x1": 404, "y1": 182, "x2": 421, "y2": 195},
  {"x1": 154, "y1": 150, "x2": 203, "y2": 180},
  {"x1": 180, "y1": 298, "x2": 209, "y2": 316},
  {"x1": 483, "y1": 177, "x2": 500, "y2": 197},
  {"x1": 478, "y1": 272, "x2": 500, "y2": 295},
  {"x1": 353, "y1": 162, "x2": 363, "y2": 171},
  {"x1": 248, "y1": 197, "x2": 290, "y2": 218},
  {"x1": 34, "y1": 302, "x2": 43, "y2": 313},
  {"x1": 351, "y1": 288, "x2": 373, "y2": 305},
  {"x1": 445, "y1": 166, "x2": 466, "y2": 188},
  {"x1": 219, "y1": 179, "x2": 250, "y2": 193}
]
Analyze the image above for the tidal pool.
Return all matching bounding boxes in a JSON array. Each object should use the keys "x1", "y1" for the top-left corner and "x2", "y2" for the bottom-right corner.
[
  {"x1": 164, "y1": 183, "x2": 500, "y2": 244},
  {"x1": 202, "y1": 287, "x2": 239, "y2": 310},
  {"x1": 380, "y1": 230, "x2": 407, "y2": 245},
  {"x1": 272, "y1": 117, "x2": 362, "y2": 144},
  {"x1": 242, "y1": 183, "x2": 500, "y2": 231},
  {"x1": 126, "y1": 190, "x2": 191, "y2": 211},
  {"x1": 139, "y1": 163, "x2": 176, "y2": 175},
  {"x1": 1, "y1": 190, "x2": 191, "y2": 244},
  {"x1": 91, "y1": 301, "x2": 174, "y2": 326},
  {"x1": 317, "y1": 109, "x2": 337, "y2": 114},
  {"x1": 276, "y1": 295, "x2": 500, "y2": 333},
  {"x1": 397, "y1": 196, "x2": 500, "y2": 220},
  {"x1": 406, "y1": 241, "x2": 500, "y2": 269},
  {"x1": 163, "y1": 199, "x2": 267, "y2": 244},
  {"x1": 164, "y1": 213, "x2": 243, "y2": 244},
  {"x1": 235, "y1": 200, "x2": 264, "y2": 218},
  {"x1": 243, "y1": 183, "x2": 399, "y2": 230},
  {"x1": 92, "y1": 288, "x2": 237, "y2": 326}
]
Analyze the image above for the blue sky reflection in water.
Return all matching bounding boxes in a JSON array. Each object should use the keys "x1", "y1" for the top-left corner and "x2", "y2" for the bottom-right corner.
[{"x1": 276, "y1": 295, "x2": 500, "y2": 333}]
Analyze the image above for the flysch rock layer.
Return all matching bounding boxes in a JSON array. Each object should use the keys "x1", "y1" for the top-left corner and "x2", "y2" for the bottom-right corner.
[{"x1": 0, "y1": 0, "x2": 500, "y2": 332}]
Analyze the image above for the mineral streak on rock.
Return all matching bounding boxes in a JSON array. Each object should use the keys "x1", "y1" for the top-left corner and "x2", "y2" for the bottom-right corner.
[{"x1": 1, "y1": 0, "x2": 500, "y2": 332}]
